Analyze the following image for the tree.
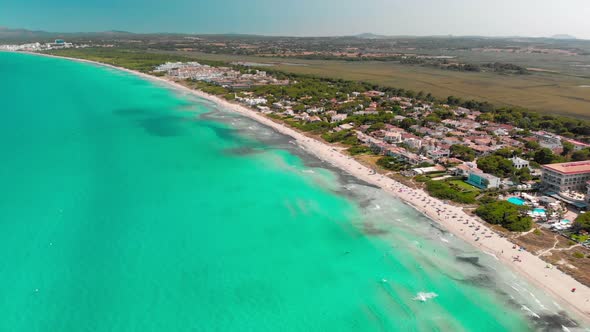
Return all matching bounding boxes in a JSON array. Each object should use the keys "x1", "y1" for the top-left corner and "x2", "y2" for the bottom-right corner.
[
  {"x1": 446, "y1": 96, "x2": 462, "y2": 105},
  {"x1": 562, "y1": 141, "x2": 575, "y2": 157},
  {"x1": 477, "y1": 155, "x2": 515, "y2": 178},
  {"x1": 425, "y1": 181, "x2": 477, "y2": 204},
  {"x1": 494, "y1": 147, "x2": 519, "y2": 158},
  {"x1": 476, "y1": 201, "x2": 532, "y2": 232},
  {"x1": 524, "y1": 140, "x2": 540, "y2": 150},
  {"x1": 367, "y1": 122, "x2": 385, "y2": 133},
  {"x1": 450, "y1": 144, "x2": 476, "y2": 162},
  {"x1": 573, "y1": 213, "x2": 590, "y2": 234},
  {"x1": 400, "y1": 118, "x2": 417, "y2": 130},
  {"x1": 424, "y1": 114, "x2": 441, "y2": 123},
  {"x1": 516, "y1": 167, "x2": 532, "y2": 182},
  {"x1": 572, "y1": 148, "x2": 590, "y2": 162},
  {"x1": 477, "y1": 113, "x2": 494, "y2": 122},
  {"x1": 534, "y1": 148, "x2": 557, "y2": 165}
]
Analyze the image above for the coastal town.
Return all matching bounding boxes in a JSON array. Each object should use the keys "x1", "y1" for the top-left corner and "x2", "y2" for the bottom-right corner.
[
  {"x1": 0, "y1": 39, "x2": 78, "y2": 51},
  {"x1": 154, "y1": 60, "x2": 590, "y2": 283}
]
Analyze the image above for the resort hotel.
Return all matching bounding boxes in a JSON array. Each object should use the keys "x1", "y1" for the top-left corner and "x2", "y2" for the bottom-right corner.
[{"x1": 540, "y1": 160, "x2": 590, "y2": 209}]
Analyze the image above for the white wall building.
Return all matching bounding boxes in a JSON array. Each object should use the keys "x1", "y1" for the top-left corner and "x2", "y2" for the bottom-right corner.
[
  {"x1": 330, "y1": 114, "x2": 348, "y2": 123},
  {"x1": 511, "y1": 156, "x2": 530, "y2": 170}
]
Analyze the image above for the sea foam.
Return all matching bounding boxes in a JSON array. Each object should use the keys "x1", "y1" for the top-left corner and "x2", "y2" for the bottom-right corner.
[{"x1": 413, "y1": 292, "x2": 438, "y2": 302}]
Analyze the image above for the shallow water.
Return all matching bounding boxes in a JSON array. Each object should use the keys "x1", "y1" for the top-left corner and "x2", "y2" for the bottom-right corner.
[{"x1": 0, "y1": 52, "x2": 582, "y2": 331}]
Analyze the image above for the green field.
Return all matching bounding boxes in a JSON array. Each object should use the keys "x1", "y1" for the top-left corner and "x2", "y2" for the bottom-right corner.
[{"x1": 159, "y1": 51, "x2": 590, "y2": 120}]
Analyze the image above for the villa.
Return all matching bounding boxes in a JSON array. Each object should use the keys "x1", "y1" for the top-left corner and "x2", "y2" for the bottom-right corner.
[{"x1": 511, "y1": 156, "x2": 530, "y2": 170}]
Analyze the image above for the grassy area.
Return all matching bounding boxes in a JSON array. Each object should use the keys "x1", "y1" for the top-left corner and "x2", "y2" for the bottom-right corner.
[
  {"x1": 162, "y1": 50, "x2": 590, "y2": 120},
  {"x1": 447, "y1": 179, "x2": 481, "y2": 193},
  {"x1": 425, "y1": 171, "x2": 448, "y2": 178}
]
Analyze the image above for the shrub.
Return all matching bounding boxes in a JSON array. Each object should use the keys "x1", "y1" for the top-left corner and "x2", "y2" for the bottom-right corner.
[
  {"x1": 347, "y1": 145, "x2": 372, "y2": 155},
  {"x1": 573, "y1": 252, "x2": 585, "y2": 259},
  {"x1": 376, "y1": 157, "x2": 408, "y2": 171},
  {"x1": 322, "y1": 130, "x2": 358, "y2": 145}
]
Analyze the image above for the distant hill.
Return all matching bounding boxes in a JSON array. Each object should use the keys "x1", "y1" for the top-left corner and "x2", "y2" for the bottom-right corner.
[
  {"x1": 0, "y1": 27, "x2": 53, "y2": 41},
  {"x1": 0, "y1": 27, "x2": 142, "y2": 42},
  {"x1": 551, "y1": 34, "x2": 577, "y2": 40},
  {"x1": 1, "y1": 27, "x2": 587, "y2": 45},
  {"x1": 355, "y1": 33, "x2": 388, "y2": 39}
]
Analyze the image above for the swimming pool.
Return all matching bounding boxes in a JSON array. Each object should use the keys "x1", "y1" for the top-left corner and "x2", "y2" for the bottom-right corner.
[
  {"x1": 507, "y1": 197, "x2": 526, "y2": 206},
  {"x1": 532, "y1": 208, "x2": 546, "y2": 214}
]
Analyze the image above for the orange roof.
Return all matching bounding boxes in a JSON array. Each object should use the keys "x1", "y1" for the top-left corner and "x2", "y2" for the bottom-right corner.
[{"x1": 542, "y1": 161, "x2": 590, "y2": 175}]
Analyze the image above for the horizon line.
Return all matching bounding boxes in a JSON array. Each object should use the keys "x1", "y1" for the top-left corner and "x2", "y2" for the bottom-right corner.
[{"x1": 0, "y1": 26, "x2": 585, "y2": 41}]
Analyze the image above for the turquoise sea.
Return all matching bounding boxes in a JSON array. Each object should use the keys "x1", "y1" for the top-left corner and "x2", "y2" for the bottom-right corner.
[{"x1": 0, "y1": 52, "x2": 581, "y2": 331}]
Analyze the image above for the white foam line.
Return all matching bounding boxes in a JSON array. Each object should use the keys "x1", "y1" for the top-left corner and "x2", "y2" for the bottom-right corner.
[
  {"x1": 521, "y1": 305, "x2": 540, "y2": 319},
  {"x1": 483, "y1": 251, "x2": 499, "y2": 260}
]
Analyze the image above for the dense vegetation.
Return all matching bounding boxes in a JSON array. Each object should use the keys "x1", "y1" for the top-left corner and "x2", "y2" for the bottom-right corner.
[
  {"x1": 321, "y1": 130, "x2": 358, "y2": 145},
  {"x1": 573, "y1": 213, "x2": 590, "y2": 234},
  {"x1": 376, "y1": 156, "x2": 410, "y2": 171},
  {"x1": 450, "y1": 145, "x2": 476, "y2": 161},
  {"x1": 473, "y1": 107, "x2": 590, "y2": 138},
  {"x1": 425, "y1": 180, "x2": 477, "y2": 204},
  {"x1": 476, "y1": 201, "x2": 533, "y2": 232}
]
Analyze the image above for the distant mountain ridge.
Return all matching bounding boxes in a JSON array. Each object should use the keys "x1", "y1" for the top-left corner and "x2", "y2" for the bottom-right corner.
[
  {"x1": 0, "y1": 27, "x2": 137, "y2": 42},
  {"x1": 0, "y1": 27, "x2": 586, "y2": 43},
  {"x1": 551, "y1": 34, "x2": 577, "y2": 40},
  {"x1": 355, "y1": 33, "x2": 388, "y2": 39}
]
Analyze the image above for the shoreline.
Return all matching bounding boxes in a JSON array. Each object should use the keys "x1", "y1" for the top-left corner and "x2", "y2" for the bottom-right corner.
[{"x1": 19, "y1": 51, "x2": 590, "y2": 324}]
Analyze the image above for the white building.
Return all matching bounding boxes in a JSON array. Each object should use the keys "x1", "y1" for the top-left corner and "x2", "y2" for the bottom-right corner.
[
  {"x1": 384, "y1": 132, "x2": 402, "y2": 144},
  {"x1": 511, "y1": 156, "x2": 530, "y2": 170},
  {"x1": 330, "y1": 114, "x2": 348, "y2": 123},
  {"x1": 404, "y1": 138, "x2": 423, "y2": 150},
  {"x1": 237, "y1": 97, "x2": 267, "y2": 106},
  {"x1": 427, "y1": 149, "x2": 451, "y2": 160}
]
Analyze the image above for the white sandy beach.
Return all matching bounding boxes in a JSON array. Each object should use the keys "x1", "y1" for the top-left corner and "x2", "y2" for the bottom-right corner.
[{"x1": 26, "y1": 52, "x2": 590, "y2": 323}]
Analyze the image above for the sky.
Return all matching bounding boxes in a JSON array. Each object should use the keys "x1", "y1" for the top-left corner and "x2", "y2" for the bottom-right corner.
[{"x1": 2, "y1": 0, "x2": 590, "y2": 39}]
